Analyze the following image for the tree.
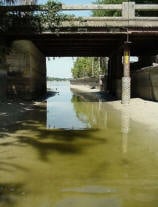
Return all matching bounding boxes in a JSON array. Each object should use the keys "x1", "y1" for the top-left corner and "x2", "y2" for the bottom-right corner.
[
  {"x1": 93, "y1": 0, "x2": 125, "y2": 17},
  {"x1": 71, "y1": 57, "x2": 106, "y2": 79}
]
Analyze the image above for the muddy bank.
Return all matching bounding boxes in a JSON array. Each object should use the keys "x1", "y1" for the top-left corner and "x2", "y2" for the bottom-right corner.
[{"x1": 0, "y1": 100, "x2": 46, "y2": 130}]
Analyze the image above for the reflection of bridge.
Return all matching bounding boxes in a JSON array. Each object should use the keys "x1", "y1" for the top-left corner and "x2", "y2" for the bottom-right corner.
[{"x1": 0, "y1": 2, "x2": 158, "y2": 103}]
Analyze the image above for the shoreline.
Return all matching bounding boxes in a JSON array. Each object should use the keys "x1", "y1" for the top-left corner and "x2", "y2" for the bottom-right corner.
[
  {"x1": 70, "y1": 83, "x2": 158, "y2": 130},
  {"x1": 70, "y1": 84, "x2": 115, "y2": 101},
  {"x1": 1, "y1": 83, "x2": 158, "y2": 130},
  {"x1": 107, "y1": 98, "x2": 158, "y2": 130}
]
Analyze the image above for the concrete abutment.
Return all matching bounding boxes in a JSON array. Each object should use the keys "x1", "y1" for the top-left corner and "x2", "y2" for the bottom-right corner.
[{"x1": 6, "y1": 40, "x2": 46, "y2": 100}]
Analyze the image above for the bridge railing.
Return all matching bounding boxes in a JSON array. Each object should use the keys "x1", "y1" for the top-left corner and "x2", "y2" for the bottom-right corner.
[
  {"x1": 0, "y1": 2, "x2": 158, "y2": 29},
  {"x1": 62, "y1": 2, "x2": 158, "y2": 19},
  {"x1": 1, "y1": 2, "x2": 158, "y2": 18},
  {"x1": 61, "y1": 2, "x2": 158, "y2": 28}
]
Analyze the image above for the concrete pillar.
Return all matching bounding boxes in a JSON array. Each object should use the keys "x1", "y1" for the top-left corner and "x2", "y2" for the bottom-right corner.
[
  {"x1": 122, "y1": 2, "x2": 135, "y2": 18},
  {"x1": 0, "y1": 42, "x2": 7, "y2": 101},
  {"x1": 122, "y1": 42, "x2": 131, "y2": 104},
  {"x1": 107, "y1": 53, "x2": 123, "y2": 98}
]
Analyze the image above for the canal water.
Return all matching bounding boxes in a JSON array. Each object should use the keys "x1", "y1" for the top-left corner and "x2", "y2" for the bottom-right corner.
[{"x1": 0, "y1": 81, "x2": 158, "y2": 207}]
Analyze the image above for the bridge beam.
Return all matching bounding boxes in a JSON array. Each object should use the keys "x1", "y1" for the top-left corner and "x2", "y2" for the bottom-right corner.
[{"x1": 122, "y1": 42, "x2": 131, "y2": 104}]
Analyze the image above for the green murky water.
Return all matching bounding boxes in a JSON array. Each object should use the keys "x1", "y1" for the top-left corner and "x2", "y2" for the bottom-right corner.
[{"x1": 0, "y1": 81, "x2": 158, "y2": 207}]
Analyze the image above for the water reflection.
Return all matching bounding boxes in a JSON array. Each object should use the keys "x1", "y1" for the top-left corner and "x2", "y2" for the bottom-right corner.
[
  {"x1": 121, "y1": 107, "x2": 130, "y2": 154},
  {"x1": 47, "y1": 81, "x2": 90, "y2": 129},
  {"x1": 47, "y1": 81, "x2": 121, "y2": 130}
]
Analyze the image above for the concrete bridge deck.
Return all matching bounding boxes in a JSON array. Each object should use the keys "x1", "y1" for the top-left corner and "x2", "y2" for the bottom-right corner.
[{"x1": 0, "y1": 2, "x2": 157, "y2": 57}]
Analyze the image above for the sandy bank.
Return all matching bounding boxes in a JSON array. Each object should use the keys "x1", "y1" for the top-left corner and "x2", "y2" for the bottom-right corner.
[
  {"x1": 70, "y1": 84, "x2": 102, "y2": 101},
  {"x1": 107, "y1": 98, "x2": 158, "y2": 130},
  {"x1": 70, "y1": 84, "x2": 99, "y2": 93},
  {"x1": 70, "y1": 84, "x2": 158, "y2": 130}
]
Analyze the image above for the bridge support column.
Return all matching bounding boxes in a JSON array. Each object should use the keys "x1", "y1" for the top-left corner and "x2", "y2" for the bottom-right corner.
[
  {"x1": 107, "y1": 53, "x2": 123, "y2": 98},
  {"x1": 122, "y1": 42, "x2": 131, "y2": 104}
]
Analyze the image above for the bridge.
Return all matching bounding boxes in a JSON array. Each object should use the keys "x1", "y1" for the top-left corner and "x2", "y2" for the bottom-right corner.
[{"x1": 0, "y1": 2, "x2": 158, "y2": 103}]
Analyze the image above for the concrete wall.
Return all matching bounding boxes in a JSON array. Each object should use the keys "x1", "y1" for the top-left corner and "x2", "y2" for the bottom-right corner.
[
  {"x1": 107, "y1": 65, "x2": 158, "y2": 101},
  {"x1": 132, "y1": 65, "x2": 158, "y2": 101},
  {"x1": 7, "y1": 40, "x2": 46, "y2": 100}
]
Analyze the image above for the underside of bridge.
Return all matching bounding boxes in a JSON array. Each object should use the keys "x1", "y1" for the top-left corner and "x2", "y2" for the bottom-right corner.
[
  {"x1": 0, "y1": 28, "x2": 158, "y2": 102},
  {"x1": 3, "y1": 29, "x2": 158, "y2": 57},
  {"x1": 0, "y1": 2, "x2": 158, "y2": 102}
]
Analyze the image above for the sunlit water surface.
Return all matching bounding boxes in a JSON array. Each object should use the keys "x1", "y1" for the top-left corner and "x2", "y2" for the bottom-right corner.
[{"x1": 0, "y1": 81, "x2": 158, "y2": 207}]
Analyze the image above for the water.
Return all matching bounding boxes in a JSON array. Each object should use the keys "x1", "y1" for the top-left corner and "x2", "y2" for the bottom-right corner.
[
  {"x1": 47, "y1": 81, "x2": 90, "y2": 129},
  {"x1": 0, "y1": 81, "x2": 158, "y2": 207}
]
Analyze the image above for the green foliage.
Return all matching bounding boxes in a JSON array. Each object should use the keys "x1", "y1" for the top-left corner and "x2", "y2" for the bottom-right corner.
[
  {"x1": 0, "y1": 0, "x2": 76, "y2": 32},
  {"x1": 71, "y1": 57, "x2": 106, "y2": 79},
  {"x1": 39, "y1": 0, "x2": 63, "y2": 30},
  {"x1": 133, "y1": 0, "x2": 157, "y2": 3},
  {"x1": 93, "y1": 0, "x2": 125, "y2": 17},
  {"x1": 40, "y1": 0, "x2": 76, "y2": 30}
]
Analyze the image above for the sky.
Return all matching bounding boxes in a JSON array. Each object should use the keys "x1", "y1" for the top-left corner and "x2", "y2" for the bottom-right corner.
[
  {"x1": 39, "y1": 0, "x2": 93, "y2": 78},
  {"x1": 46, "y1": 57, "x2": 75, "y2": 78},
  {"x1": 39, "y1": 0, "x2": 93, "y2": 5}
]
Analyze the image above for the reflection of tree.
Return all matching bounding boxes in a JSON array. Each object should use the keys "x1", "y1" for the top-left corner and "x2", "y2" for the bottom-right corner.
[
  {"x1": 72, "y1": 95, "x2": 108, "y2": 129},
  {"x1": 0, "y1": 100, "x2": 105, "y2": 160}
]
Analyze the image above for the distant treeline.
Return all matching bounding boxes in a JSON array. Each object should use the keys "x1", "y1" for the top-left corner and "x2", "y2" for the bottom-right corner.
[{"x1": 47, "y1": 77, "x2": 71, "y2": 81}]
